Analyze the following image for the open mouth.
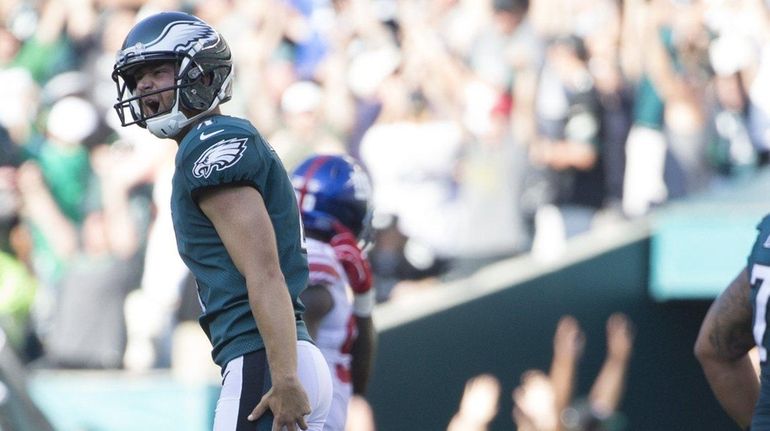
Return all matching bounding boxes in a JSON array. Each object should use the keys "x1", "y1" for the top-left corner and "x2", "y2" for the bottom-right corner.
[{"x1": 142, "y1": 98, "x2": 161, "y2": 116}]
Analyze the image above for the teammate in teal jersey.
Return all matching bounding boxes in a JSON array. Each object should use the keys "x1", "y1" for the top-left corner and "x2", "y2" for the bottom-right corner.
[
  {"x1": 112, "y1": 12, "x2": 331, "y2": 431},
  {"x1": 695, "y1": 214, "x2": 770, "y2": 430}
]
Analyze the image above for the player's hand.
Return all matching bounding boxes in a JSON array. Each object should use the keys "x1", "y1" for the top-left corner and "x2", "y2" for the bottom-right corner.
[
  {"x1": 512, "y1": 370, "x2": 558, "y2": 431},
  {"x1": 248, "y1": 377, "x2": 311, "y2": 431},
  {"x1": 606, "y1": 313, "x2": 634, "y2": 361},
  {"x1": 330, "y1": 223, "x2": 372, "y2": 294},
  {"x1": 553, "y1": 315, "x2": 585, "y2": 362},
  {"x1": 456, "y1": 374, "x2": 501, "y2": 426}
]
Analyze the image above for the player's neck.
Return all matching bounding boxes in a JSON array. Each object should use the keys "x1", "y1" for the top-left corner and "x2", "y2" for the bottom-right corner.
[{"x1": 173, "y1": 108, "x2": 224, "y2": 145}]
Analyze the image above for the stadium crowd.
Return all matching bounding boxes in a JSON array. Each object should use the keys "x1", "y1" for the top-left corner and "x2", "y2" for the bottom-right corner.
[{"x1": 0, "y1": 0, "x2": 769, "y2": 425}]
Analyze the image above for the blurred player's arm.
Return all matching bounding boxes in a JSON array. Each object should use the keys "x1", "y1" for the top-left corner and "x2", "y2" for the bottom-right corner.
[
  {"x1": 330, "y1": 225, "x2": 377, "y2": 395},
  {"x1": 512, "y1": 370, "x2": 558, "y2": 431},
  {"x1": 549, "y1": 316, "x2": 584, "y2": 416},
  {"x1": 694, "y1": 268, "x2": 758, "y2": 429},
  {"x1": 351, "y1": 313, "x2": 376, "y2": 395},
  {"x1": 589, "y1": 313, "x2": 634, "y2": 417},
  {"x1": 300, "y1": 284, "x2": 333, "y2": 339},
  {"x1": 16, "y1": 162, "x2": 77, "y2": 260},
  {"x1": 448, "y1": 374, "x2": 501, "y2": 431},
  {"x1": 346, "y1": 394, "x2": 377, "y2": 431}
]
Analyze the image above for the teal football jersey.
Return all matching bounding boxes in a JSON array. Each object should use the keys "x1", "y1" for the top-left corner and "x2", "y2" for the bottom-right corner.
[
  {"x1": 171, "y1": 115, "x2": 311, "y2": 368},
  {"x1": 749, "y1": 214, "x2": 770, "y2": 428}
]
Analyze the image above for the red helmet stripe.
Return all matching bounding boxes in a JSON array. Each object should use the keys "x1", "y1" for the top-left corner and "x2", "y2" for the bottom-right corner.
[{"x1": 297, "y1": 155, "x2": 332, "y2": 211}]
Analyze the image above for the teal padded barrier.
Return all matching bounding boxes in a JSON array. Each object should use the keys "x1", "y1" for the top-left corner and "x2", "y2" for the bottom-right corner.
[
  {"x1": 28, "y1": 371, "x2": 218, "y2": 431},
  {"x1": 650, "y1": 210, "x2": 761, "y2": 300}
]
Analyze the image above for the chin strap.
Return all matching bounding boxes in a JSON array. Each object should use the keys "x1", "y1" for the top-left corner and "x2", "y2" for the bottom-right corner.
[{"x1": 147, "y1": 65, "x2": 233, "y2": 139}]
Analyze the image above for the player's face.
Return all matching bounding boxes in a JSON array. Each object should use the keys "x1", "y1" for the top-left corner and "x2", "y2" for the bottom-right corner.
[{"x1": 131, "y1": 62, "x2": 176, "y2": 117}]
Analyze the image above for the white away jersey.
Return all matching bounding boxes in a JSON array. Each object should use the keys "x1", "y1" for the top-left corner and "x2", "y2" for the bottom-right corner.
[{"x1": 306, "y1": 238, "x2": 357, "y2": 369}]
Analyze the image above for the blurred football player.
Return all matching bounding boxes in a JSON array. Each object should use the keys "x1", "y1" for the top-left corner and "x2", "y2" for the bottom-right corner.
[
  {"x1": 291, "y1": 155, "x2": 377, "y2": 431},
  {"x1": 695, "y1": 214, "x2": 770, "y2": 430},
  {"x1": 112, "y1": 11, "x2": 331, "y2": 430}
]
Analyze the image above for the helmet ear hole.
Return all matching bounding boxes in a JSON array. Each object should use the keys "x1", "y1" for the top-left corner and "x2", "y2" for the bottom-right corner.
[
  {"x1": 180, "y1": 65, "x2": 230, "y2": 112},
  {"x1": 187, "y1": 66, "x2": 202, "y2": 80}
]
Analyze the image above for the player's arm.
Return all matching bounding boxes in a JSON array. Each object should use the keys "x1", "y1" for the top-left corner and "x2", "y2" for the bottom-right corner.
[
  {"x1": 694, "y1": 268, "x2": 758, "y2": 429},
  {"x1": 299, "y1": 284, "x2": 333, "y2": 340},
  {"x1": 549, "y1": 315, "x2": 584, "y2": 416},
  {"x1": 329, "y1": 225, "x2": 376, "y2": 395},
  {"x1": 329, "y1": 225, "x2": 377, "y2": 395},
  {"x1": 589, "y1": 313, "x2": 634, "y2": 417},
  {"x1": 351, "y1": 314, "x2": 376, "y2": 395},
  {"x1": 198, "y1": 185, "x2": 310, "y2": 430}
]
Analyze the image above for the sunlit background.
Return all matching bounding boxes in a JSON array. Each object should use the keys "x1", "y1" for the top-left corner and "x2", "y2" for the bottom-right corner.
[{"x1": 1, "y1": 0, "x2": 769, "y2": 429}]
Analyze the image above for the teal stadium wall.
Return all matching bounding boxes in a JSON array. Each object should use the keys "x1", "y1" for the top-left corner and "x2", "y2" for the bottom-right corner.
[
  {"x1": 367, "y1": 236, "x2": 735, "y2": 431},
  {"x1": 367, "y1": 168, "x2": 770, "y2": 429},
  {"x1": 649, "y1": 169, "x2": 770, "y2": 301}
]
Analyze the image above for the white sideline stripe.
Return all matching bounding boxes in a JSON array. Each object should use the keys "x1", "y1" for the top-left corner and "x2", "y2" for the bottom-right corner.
[{"x1": 372, "y1": 218, "x2": 652, "y2": 331}]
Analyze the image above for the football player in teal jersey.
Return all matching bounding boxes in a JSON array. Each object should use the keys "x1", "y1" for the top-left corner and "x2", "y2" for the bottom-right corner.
[
  {"x1": 695, "y1": 215, "x2": 770, "y2": 430},
  {"x1": 112, "y1": 12, "x2": 332, "y2": 431}
]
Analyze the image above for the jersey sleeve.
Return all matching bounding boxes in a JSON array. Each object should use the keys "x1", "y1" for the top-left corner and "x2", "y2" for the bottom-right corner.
[
  {"x1": 749, "y1": 214, "x2": 770, "y2": 268},
  {"x1": 754, "y1": 215, "x2": 770, "y2": 246},
  {"x1": 178, "y1": 129, "x2": 269, "y2": 201},
  {"x1": 757, "y1": 215, "x2": 770, "y2": 232},
  {"x1": 307, "y1": 239, "x2": 346, "y2": 291}
]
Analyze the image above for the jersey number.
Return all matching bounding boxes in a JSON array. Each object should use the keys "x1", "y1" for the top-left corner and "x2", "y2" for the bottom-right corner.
[
  {"x1": 292, "y1": 185, "x2": 307, "y2": 251},
  {"x1": 297, "y1": 208, "x2": 307, "y2": 251},
  {"x1": 336, "y1": 315, "x2": 357, "y2": 383},
  {"x1": 752, "y1": 263, "x2": 770, "y2": 362}
]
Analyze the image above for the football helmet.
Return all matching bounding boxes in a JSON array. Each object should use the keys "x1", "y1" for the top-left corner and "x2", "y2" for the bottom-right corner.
[
  {"x1": 112, "y1": 12, "x2": 233, "y2": 139},
  {"x1": 291, "y1": 154, "x2": 373, "y2": 242}
]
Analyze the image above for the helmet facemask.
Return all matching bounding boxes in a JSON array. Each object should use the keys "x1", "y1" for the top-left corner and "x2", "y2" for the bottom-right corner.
[
  {"x1": 112, "y1": 14, "x2": 233, "y2": 139},
  {"x1": 114, "y1": 54, "x2": 233, "y2": 139}
]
